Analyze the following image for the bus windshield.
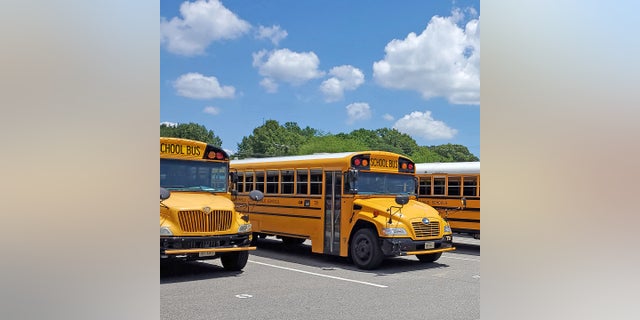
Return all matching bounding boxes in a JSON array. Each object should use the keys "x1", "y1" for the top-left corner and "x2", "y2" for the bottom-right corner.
[
  {"x1": 355, "y1": 172, "x2": 416, "y2": 195},
  {"x1": 160, "y1": 159, "x2": 228, "y2": 192}
]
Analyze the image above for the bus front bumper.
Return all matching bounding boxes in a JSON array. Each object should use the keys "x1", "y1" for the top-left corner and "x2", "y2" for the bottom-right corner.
[
  {"x1": 380, "y1": 235, "x2": 455, "y2": 256},
  {"x1": 160, "y1": 234, "x2": 255, "y2": 259}
]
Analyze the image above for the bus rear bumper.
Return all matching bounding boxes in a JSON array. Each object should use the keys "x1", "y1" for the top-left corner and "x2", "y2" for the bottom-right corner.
[{"x1": 380, "y1": 236, "x2": 455, "y2": 256}]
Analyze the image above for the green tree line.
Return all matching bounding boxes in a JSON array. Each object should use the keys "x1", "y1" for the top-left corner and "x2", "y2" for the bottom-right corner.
[{"x1": 160, "y1": 120, "x2": 478, "y2": 162}]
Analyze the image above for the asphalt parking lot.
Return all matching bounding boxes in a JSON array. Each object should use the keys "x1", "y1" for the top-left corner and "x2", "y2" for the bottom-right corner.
[{"x1": 161, "y1": 235, "x2": 480, "y2": 320}]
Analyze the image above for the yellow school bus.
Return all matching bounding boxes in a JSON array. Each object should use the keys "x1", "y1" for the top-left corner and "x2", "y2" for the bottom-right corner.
[
  {"x1": 230, "y1": 151, "x2": 455, "y2": 270},
  {"x1": 160, "y1": 137, "x2": 261, "y2": 271},
  {"x1": 415, "y1": 162, "x2": 480, "y2": 239}
]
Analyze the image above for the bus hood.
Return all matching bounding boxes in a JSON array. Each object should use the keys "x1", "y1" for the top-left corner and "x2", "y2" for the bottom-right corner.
[
  {"x1": 353, "y1": 197, "x2": 442, "y2": 219},
  {"x1": 160, "y1": 192, "x2": 235, "y2": 211}
]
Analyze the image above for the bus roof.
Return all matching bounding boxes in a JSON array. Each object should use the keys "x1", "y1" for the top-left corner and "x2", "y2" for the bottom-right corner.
[
  {"x1": 231, "y1": 151, "x2": 411, "y2": 165},
  {"x1": 414, "y1": 162, "x2": 480, "y2": 174}
]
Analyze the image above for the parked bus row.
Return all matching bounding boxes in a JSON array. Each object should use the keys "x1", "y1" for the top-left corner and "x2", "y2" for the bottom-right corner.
[
  {"x1": 160, "y1": 138, "x2": 477, "y2": 270},
  {"x1": 415, "y1": 162, "x2": 480, "y2": 239}
]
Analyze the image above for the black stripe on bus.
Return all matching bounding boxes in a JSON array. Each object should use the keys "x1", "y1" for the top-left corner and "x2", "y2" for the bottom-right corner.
[
  {"x1": 446, "y1": 218, "x2": 480, "y2": 223},
  {"x1": 432, "y1": 207, "x2": 480, "y2": 212},
  {"x1": 254, "y1": 204, "x2": 322, "y2": 211},
  {"x1": 250, "y1": 211, "x2": 322, "y2": 220},
  {"x1": 259, "y1": 230, "x2": 309, "y2": 238}
]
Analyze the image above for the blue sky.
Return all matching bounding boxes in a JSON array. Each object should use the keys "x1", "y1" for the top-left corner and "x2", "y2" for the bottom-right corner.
[{"x1": 160, "y1": 0, "x2": 480, "y2": 158}]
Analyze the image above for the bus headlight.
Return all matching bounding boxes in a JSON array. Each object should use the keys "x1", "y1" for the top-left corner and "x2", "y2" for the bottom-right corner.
[
  {"x1": 444, "y1": 225, "x2": 452, "y2": 233},
  {"x1": 160, "y1": 226, "x2": 173, "y2": 236},
  {"x1": 382, "y1": 228, "x2": 407, "y2": 236},
  {"x1": 238, "y1": 224, "x2": 252, "y2": 233}
]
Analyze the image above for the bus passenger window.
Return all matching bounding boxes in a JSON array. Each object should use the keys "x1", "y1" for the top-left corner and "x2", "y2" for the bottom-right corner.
[
  {"x1": 297, "y1": 169, "x2": 308, "y2": 195},
  {"x1": 448, "y1": 177, "x2": 461, "y2": 196},
  {"x1": 255, "y1": 170, "x2": 265, "y2": 192},
  {"x1": 310, "y1": 169, "x2": 323, "y2": 195},
  {"x1": 281, "y1": 170, "x2": 294, "y2": 194},
  {"x1": 463, "y1": 176, "x2": 478, "y2": 196},
  {"x1": 237, "y1": 172, "x2": 244, "y2": 192},
  {"x1": 419, "y1": 177, "x2": 431, "y2": 195},
  {"x1": 433, "y1": 177, "x2": 446, "y2": 195},
  {"x1": 266, "y1": 170, "x2": 279, "y2": 194},
  {"x1": 244, "y1": 172, "x2": 254, "y2": 192}
]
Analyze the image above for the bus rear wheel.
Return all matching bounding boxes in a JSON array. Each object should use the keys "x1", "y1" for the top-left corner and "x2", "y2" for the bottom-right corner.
[
  {"x1": 350, "y1": 228, "x2": 384, "y2": 270},
  {"x1": 221, "y1": 251, "x2": 249, "y2": 271},
  {"x1": 416, "y1": 252, "x2": 442, "y2": 263}
]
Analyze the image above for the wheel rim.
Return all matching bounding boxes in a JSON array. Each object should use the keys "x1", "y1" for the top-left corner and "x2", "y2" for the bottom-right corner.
[{"x1": 354, "y1": 235, "x2": 371, "y2": 262}]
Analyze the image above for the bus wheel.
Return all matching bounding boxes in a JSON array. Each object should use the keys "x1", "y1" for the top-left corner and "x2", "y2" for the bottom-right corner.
[
  {"x1": 416, "y1": 252, "x2": 442, "y2": 263},
  {"x1": 221, "y1": 251, "x2": 249, "y2": 271},
  {"x1": 282, "y1": 237, "x2": 305, "y2": 245},
  {"x1": 350, "y1": 228, "x2": 383, "y2": 270}
]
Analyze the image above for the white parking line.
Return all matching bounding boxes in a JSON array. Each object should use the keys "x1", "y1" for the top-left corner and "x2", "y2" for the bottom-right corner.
[
  {"x1": 442, "y1": 255, "x2": 480, "y2": 262},
  {"x1": 248, "y1": 260, "x2": 388, "y2": 288}
]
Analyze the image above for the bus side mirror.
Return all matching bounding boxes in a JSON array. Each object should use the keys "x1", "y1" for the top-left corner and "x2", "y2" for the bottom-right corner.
[
  {"x1": 229, "y1": 172, "x2": 238, "y2": 183},
  {"x1": 249, "y1": 190, "x2": 264, "y2": 202},
  {"x1": 395, "y1": 194, "x2": 409, "y2": 205},
  {"x1": 160, "y1": 187, "x2": 171, "y2": 200},
  {"x1": 460, "y1": 197, "x2": 467, "y2": 209}
]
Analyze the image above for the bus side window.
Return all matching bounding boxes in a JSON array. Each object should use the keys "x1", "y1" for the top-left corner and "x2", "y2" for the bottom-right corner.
[
  {"x1": 281, "y1": 170, "x2": 294, "y2": 194},
  {"x1": 448, "y1": 176, "x2": 461, "y2": 196},
  {"x1": 297, "y1": 169, "x2": 308, "y2": 195},
  {"x1": 255, "y1": 170, "x2": 265, "y2": 192},
  {"x1": 237, "y1": 172, "x2": 244, "y2": 192},
  {"x1": 463, "y1": 176, "x2": 477, "y2": 196},
  {"x1": 266, "y1": 170, "x2": 279, "y2": 194},
  {"x1": 419, "y1": 177, "x2": 431, "y2": 195},
  {"x1": 433, "y1": 177, "x2": 446, "y2": 195},
  {"x1": 245, "y1": 172, "x2": 254, "y2": 192},
  {"x1": 310, "y1": 169, "x2": 322, "y2": 195}
]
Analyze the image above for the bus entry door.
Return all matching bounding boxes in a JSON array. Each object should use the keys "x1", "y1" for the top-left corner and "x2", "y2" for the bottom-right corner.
[{"x1": 324, "y1": 171, "x2": 341, "y2": 255}]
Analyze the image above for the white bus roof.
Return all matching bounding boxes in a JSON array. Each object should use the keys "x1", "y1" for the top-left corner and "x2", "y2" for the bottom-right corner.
[
  {"x1": 231, "y1": 152, "x2": 359, "y2": 165},
  {"x1": 414, "y1": 162, "x2": 480, "y2": 174}
]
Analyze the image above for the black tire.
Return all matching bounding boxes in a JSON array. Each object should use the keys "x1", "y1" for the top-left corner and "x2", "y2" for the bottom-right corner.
[
  {"x1": 221, "y1": 251, "x2": 249, "y2": 271},
  {"x1": 281, "y1": 236, "x2": 306, "y2": 245},
  {"x1": 416, "y1": 252, "x2": 442, "y2": 263},
  {"x1": 349, "y1": 228, "x2": 384, "y2": 270}
]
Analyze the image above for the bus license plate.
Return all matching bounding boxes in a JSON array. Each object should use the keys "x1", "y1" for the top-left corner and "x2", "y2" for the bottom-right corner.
[
  {"x1": 424, "y1": 242, "x2": 435, "y2": 249},
  {"x1": 199, "y1": 251, "x2": 216, "y2": 257}
]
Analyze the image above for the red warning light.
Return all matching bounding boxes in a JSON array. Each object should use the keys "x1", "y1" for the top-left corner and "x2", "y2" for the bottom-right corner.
[
  {"x1": 216, "y1": 152, "x2": 224, "y2": 160},
  {"x1": 408, "y1": 163, "x2": 414, "y2": 170},
  {"x1": 354, "y1": 158, "x2": 361, "y2": 166}
]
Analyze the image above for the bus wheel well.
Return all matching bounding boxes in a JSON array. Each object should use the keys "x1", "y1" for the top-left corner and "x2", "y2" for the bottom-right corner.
[{"x1": 348, "y1": 220, "x2": 377, "y2": 246}]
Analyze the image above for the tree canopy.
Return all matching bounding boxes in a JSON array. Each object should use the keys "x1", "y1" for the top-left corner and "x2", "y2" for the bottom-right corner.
[
  {"x1": 160, "y1": 120, "x2": 479, "y2": 162},
  {"x1": 160, "y1": 122, "x2": 222, "y2": 147}
]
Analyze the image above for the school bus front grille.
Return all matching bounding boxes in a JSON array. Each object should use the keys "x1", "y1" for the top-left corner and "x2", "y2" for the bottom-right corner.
[
  {"x1": 177, "y1": 210, "x2": 233, "y2": 232},
  {"x1": 412, "y1": 221, "x2": 440, "y2": 238}
]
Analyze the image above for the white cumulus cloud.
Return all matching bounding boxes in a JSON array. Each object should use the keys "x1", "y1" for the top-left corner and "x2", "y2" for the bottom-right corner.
[
  {"x1": 252, "y1": 48, "x2": 325, "y2": 92},
  {"x1": 173, "y1": 72, "x2": 235, "y2": 99},
  {"x1": 260, "y1": 78, "x2": 278, "y2": 93},
  {"x1": 373, "y1": 8, "x2": 479, "y2": 105},
  {"x1": 346, "y1": 102, "x2": 372, "y2": 124},
  {"x1": 203, "y1": 106, "x2": 221, "y2": 115},
  {"x1": 320, "y1": 65, "x2": 365, "y2": 102},
  {"x1": 255, "y1": 25, "x2": 288, "y2": 46},
  {"x1": 382, "y1": 113, "x2": 395, "y2": 121},
  {"x1": 393, "y1": 111, "x2": 458, "y2": 140},
  {"x1": 161, "y1": 0, "x2": 251, "y2": 56}
]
